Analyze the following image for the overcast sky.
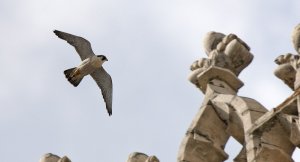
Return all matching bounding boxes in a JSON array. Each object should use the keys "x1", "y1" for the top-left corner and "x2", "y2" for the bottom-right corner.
[{"x1": 1, "y1": 0, "x2": 300, "y2": 162}]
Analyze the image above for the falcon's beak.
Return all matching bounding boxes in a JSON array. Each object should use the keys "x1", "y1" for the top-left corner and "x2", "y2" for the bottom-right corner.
[{"x1": 105, "y1": 58, "x2": 108, "y2": 61}]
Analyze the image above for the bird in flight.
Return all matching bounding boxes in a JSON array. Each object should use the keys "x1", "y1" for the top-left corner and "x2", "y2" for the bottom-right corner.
[{"x1": 54, "y1": 30, "x2": 113, "y2": 116}]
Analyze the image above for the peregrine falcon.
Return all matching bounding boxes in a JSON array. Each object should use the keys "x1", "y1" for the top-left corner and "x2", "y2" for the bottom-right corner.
[{"x1": 54, "y1": 30, "x2": 113, "y2": 116}]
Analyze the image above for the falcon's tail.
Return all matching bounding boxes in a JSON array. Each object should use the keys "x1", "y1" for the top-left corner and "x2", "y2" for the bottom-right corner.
[{"x1": 64, "y1": 68, "x2": 83, "y2": 87}]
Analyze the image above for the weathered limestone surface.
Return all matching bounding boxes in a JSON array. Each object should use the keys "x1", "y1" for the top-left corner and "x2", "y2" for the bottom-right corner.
[
  {"x1": 39, "y1": 153, "x2": 71, "y2": 162},
  {"x1": 179, "y1": 27, "x2": 300, "y2": 162},
  {"x1": 292, "y1": 23, "x2": 300, "y2": 54},
  {"x1": 179, "y1": 31, "x2": 259, "y2": 162},
  {"x1": 127, "y1": 152, "x2": 160, "y2": 162}
]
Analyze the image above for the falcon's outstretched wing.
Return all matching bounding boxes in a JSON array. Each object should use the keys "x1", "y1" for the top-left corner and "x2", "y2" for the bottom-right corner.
[
  {"x1": 54, "y1": 30, "x2": 94, "y2": 60},
  {"x1": 91, "y1": 67, "x2": 113, "y2": 116}
]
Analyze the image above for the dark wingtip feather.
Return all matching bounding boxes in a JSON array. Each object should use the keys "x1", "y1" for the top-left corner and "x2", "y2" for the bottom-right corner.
[
  {"x1": 107, "y1": 109, "x2": 112, "y2": 116},
  {"x1": 54, "y1": 30, "x2": 60, "y2": 36},
  {"x1": 53, "y1": 30, "x2": 63, "y2": 38}
]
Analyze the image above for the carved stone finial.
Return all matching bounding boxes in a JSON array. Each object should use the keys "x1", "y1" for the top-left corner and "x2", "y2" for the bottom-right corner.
[
  {"x1": 189, "y1": 31, "x2": 253, "y2": 93},
  {"x1": 274, "y1": 23, "x2": 300, "y2": 90},
  {"x1": 274, "y1": 53, "x2": 300, "y2": 90},
  {"x1": 180, "y1": 28, "x2": 300, "y2": 162},
  {"x1": 292, "y1": 23, "x2": 300, "y2": 54},
  {"x1": 39, "y1": 153, "x2": 71, "y2": 162},
  {"x1": 127, "y1": 152, "x2": 159, "y2": 162},
  {"x1": 39, "y1": 153, "x2": 60, "y2": 162}
]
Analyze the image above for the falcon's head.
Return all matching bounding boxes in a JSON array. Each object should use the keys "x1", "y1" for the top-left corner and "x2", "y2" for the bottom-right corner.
[{"x1": 97, "y1": 55, "x2": 108, "y2": 61}]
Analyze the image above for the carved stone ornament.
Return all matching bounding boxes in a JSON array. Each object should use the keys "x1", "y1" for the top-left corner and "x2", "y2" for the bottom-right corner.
[
  {"x1": 39, "y1": 153, "x2": 71, "y2": 162},
  {"x1": 127, "y1": 152, "x2": 160, "y2": 162},
  {"x1": 292, "y1": 23, "x2": 300, "y2": 54},
  {"x1": 189, "y1": 31, "x2": 253, "y2": 93},
  {"x1": 179, "y1": 27, "x2": 300, "y2": 162}
]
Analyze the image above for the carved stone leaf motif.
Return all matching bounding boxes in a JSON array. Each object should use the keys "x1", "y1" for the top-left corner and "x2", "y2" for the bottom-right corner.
[
  {"x1": 203, "y1": 31, "x2": 225, "y2": 55},
  {"x1": 223, "y1": 39, "x2": 253, "y2": 75}
]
